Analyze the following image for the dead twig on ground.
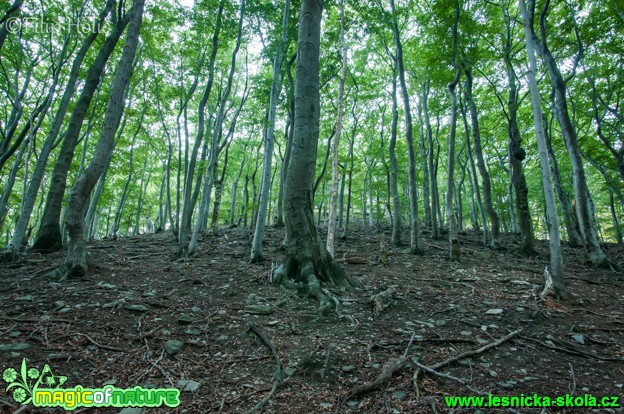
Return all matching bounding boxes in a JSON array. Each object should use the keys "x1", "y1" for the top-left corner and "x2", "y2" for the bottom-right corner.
[
  {"x1": 245, "y1": 323, "x2": 282, "y2": 414},
  {"x1": 413, "y1": 329, "x2": 522, "y2": 392},
  {"x1": 346, "y1": 355, "x2": 409, "y2": 400},
  {"x1": 521, "y1": 335, "x2": 624, "y2": 361},
  {"x1": 71, "y1": 332, "x2": 125, "y2": 352},
  {"x1": 413, "y1": 358, "x2": 488, "y2": 396}
]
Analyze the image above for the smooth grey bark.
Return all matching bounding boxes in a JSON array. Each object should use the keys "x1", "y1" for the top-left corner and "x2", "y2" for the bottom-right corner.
[
  {"x1": 4, "y1": 0, "x2": 114, "y2": 257},
  {"x1": 459, "y1": 93, "x2": 487, "y2": 243},
  {"x1": 416, "y1": 83, "x2": 431, "y2": 229},
  {"x1": 446, "y1": 1, "x2": 460, "y2": 261},
  {"x1": 389, "y1": 74, "x2": 401, "y2": 246},
  {"x1": 134, "y1": 158, "x2": 150, "y2": 236},
  {"x1": 178, "y1": 0, "x2": 224, "y2": 254},
  {"x1": 32, "y1": 9, "x2": 132, "y2": 251},
  {"x1": 273, "y1": 0, "x2": 355, "y2": 314},
  {"x1": 519, "y1": 0, "x2": 565, "y2": 299},
  {"x1": 421, "y1": 82, "x2": 439, "y2": 238},
  {"x1": 534, "y1": 0, "x2": 614, "y2": 269},
  {"x1": 325, "y1": 0, "x2": 345, "y2": 258},
  {"x1": 276, "y1": 54, "x2": 297, "y2": 229},
  {"x1": 188, "y1": 0, "x2": 245, "y2": 255},
  {"x1": 110, "y1": 120, "x2": 141, "y2": 238},
  {"x1": 229, "y1": 138, "x2": 250, "y2": 226},
  {"x1": 390, "y1": 0, "x2": 420, "y2": 253},
  {"x1": 53, "y1": 0, "x2": 144, "y2": 280},
  {"x1": 543, "y1": 115, "x2": 581, "y2": 247},
  {"x1": 250, "y1": 0, "x2": 290, "y2": 262},
  {"x1": 85, "y1": 117, "x2": 128, "y2": 239},
  {"x1": 212, "y1": 93, "x2": 248, "y2": 229},
  {"x1": 341, "y1": 121, "x2": 355, "y2": 239},
  {"x1": 464, "y1": 64, "x2": 501, "y2": 249},
  {"x1": 609, "y1": 190, "x2": 622, "y2": 244},
  {"x1": 499, "y1": 4, "x2": 535, "y2": 255}
]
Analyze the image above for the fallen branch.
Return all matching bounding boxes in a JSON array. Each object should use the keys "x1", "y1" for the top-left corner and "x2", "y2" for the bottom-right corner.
[
  {"x1": 413, "y1": 329, "x2": 522, "y2": 389},
  {"x1": 413, "y1": 359, "x2": 487, "y2": 396},
  {"x1": 429, "y1": 329, "x2": 522, "y2": 371},
  {"x1": 521, "y1": 335, "x2": 624, "y2": 362},
  {"x1": 245, "y1": 323, "x2": 282, "y2": 414},
  {"x1": 72, "y1": 333, "x2": 125, "y2": 352},
  {"x1": 346, "y1": 355, "x2": 409, "y2": 400}
]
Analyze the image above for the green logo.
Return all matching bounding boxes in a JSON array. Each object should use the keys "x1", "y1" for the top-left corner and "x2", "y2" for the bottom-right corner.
[
  {"x1": 3, "y1": 359, "x2": 180, "y2": 410},
  {"x1": 2, "y1": 359, "x2": 67, "y2": 405}
]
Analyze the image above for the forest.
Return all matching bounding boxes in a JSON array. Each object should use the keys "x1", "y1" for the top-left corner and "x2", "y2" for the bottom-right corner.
[{"x1": 0, "y1": 0, "x2": 623, "y2": 413}]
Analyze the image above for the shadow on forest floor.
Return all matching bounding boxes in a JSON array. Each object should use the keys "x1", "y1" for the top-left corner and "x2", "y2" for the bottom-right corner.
[{"x1": 0, "y1": 225, "x2": 623, "y2": 413}]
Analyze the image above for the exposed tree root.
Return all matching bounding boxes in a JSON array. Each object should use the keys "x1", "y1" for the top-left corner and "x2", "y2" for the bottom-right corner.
[
  {"x1": 44, "y1": 261, "x2": 87, "y2": 282},
  {"x1": 274, "y1": 250, "x2": 358, "y2": 316}
]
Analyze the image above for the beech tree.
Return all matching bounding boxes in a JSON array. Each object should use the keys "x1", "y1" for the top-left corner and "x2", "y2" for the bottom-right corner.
[{"x1": 272, "y1": 0, "x2": 357, "y2": 315}]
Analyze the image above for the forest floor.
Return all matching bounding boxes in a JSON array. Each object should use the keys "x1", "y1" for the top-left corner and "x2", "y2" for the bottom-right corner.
[{"x1": 0, "y1": 225, "x2": 623, "y2": 414}]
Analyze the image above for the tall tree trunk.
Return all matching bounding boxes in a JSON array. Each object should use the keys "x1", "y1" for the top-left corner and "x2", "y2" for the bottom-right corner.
[
  {"x1": 230, "y1": 139, "x2": 250, "y2": 226},
  {"x1": 609, "y1": 191, "x2": 622, "y2": 244},
  {"x1": 32, "y1": 9, "x2": 132, "y2": 252},
  {"x1": 276, "y1": 54, "x2": 297, "y2": 228},
  {"x1": 326, "y1": 0, "x2": 346, "y2": 258},
  {"x1": 421, "y1": 82, "x2": 438, "y2": 238},
  {"x1": 463, "y1": 64, "x2": 500, "y2": 249},
  {"x1": 3, "y1": 0, "x2": 114, "y2": 257},
  {"x1": 85, "y1": 117, "x2": 128, "y2": 239},
  {"x1": 251, "y1": 0, "x2": 290, "y2": 262},
  {"x1": 54, "y1": 0, "x2": 144, "y2": 280},
  {"x1": 273, "y1": 0, "x2": 355, "y2": 315},
  {"x1": 534, "y1": 0, "x2": 614, "y2": 269},
  {"x1": 501, "y1": 6, "x2": 535, "y2": 255},
  {"x1": 389, "y1": 74, "x2": 401, "y2": 246},
  {"x1": 390, "y1": 0, "x2": 420, "y2": 253},
  {"x1": 417, "y1": 83, "x2": 431, "y2": 228},
  {"x1": 543, "y1": 115, "x2": 581, "y2": 247},
  {"x1": 178, "y1": 0, "x2": 224, "y2": 254},
  {"x1": 519, "y1": 0, "x2": 565, "y2": 299},
  {"x1": 460, "y1": 94, "x2": 487, "y2": 243},
  {"x1": 188, "y1": 0, "x2": 245, "y2": 256},
  {"x1": 446, "y1": 0, "x2": 461, "y2": 261}
]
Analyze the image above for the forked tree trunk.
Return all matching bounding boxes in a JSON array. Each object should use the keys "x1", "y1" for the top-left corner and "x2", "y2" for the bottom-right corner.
[
  {"x1": 188, "y1": 0, "x2": 245, "y2": 256},
  {"x1": 251, "y1": 0, "x2": 290, "y2": 262},
  {"x1": 32, "y1": 10, "x2": 131, "y2": 252},
  {"x1": 273, "y1": 0, "x2": 356, "y2": 315},
  {"x1": 4, "y1": 0, "x2": 114, "y2": 257},
  {"x1": 519, "y1": 0, "x2": 565, "y2": 299},
  {"x1": 178, "y1": 0, "x2": 224, "y2": 253},
  {"x1": 534, "y1": 0, "x2": 614, "y2": 269},
  {"x1": 55, "y1": 0, "x2": 144, "y2": 280}
]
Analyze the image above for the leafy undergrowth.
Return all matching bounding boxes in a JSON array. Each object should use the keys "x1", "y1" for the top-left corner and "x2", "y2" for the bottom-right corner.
[{"x1": 0, "y1": 226, "x2": 623, "y2": 414}]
